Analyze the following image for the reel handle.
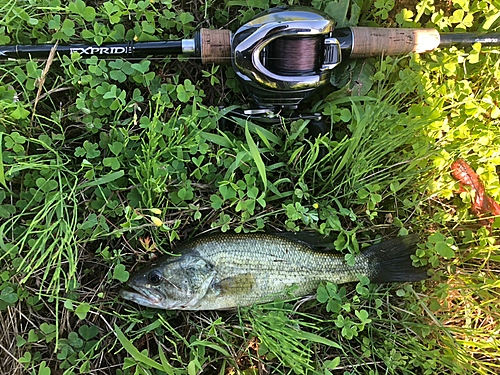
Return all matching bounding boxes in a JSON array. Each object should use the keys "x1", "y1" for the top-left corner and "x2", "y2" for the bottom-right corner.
[
  {"x1": 347, "y1": 27, "x2": 441, "y2": 58},
  {"x1": 343, "y1": 27, "x2": 500, "y2": 58},
  {"x1": 197, "y1": 29, "x2": 231, "y2": 64}
]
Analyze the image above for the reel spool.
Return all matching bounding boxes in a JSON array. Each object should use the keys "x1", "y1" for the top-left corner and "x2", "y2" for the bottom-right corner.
[
  {"x1": 266, "y1": 36, "x2": 323, "y2": 74},
  {"x1": 231, "y1": 6, "x2": 342, "y2": 110}
]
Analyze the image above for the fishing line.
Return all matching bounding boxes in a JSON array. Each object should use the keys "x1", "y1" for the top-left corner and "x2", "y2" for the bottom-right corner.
[{"x1": 267, "y1": 37, "x2": 321, "y2": 74}]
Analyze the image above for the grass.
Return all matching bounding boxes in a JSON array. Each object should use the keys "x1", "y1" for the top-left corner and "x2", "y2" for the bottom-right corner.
[{"x1": 0, "y1": 0, "x2": 499, "y2": 374}]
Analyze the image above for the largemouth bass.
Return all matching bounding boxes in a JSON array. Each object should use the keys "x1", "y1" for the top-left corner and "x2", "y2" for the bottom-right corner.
[{"x1": 119, "y1": 233, "x2": 427, "y2": 310}]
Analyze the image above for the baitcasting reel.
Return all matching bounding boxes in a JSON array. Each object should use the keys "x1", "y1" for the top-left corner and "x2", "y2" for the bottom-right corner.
[
  {"x1": 225, "y1": 5, "x2": 438, "y2": 126},
  {"x1": 231, "y1": 6, "x2": 342, "y2": 110}
]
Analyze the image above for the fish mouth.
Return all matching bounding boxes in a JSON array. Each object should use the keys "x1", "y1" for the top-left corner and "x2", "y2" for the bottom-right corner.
[{"x1": 119, "y1": 284, "x2": 165, "y2": 308}]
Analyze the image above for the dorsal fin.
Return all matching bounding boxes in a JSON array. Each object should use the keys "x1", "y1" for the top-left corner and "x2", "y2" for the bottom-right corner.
[{"x1": 271, "y1": 231, "x2": 333, "y2": 249}]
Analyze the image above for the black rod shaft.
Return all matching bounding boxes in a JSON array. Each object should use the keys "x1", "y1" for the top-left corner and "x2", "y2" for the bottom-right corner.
[
  {"x1": 439, "y1": 32, "x2": 500, "y2": 48},
  {"x1": 0, "y1": 40, "x2": 186, "y2": 59}
]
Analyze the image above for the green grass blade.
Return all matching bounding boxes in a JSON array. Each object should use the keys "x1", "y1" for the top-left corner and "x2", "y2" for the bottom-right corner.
[
  {"x1": 0, "y1": 133, "x2": 6, "y2": 188},
  {"x1": 114, "y1": 324, "x2": 165, "y2": 372},
  {"x1": 245, "y1": 122, "x2": 267, "y2": 191},
  {"x1": 158, "y1": 342, "x2": 176, "y2": 375},
  {"x1": 189, "y1": 340, "x2": 231, "y2": 358},
  {"x1": 232, "y1": 116, "x2": 283, "y2": 146},
  {"x1": 293, "y1": 331, "x2": 342, "y2": 349},
  {"x1": 78, "y1": 170, "x2": 125, "y2": 189},
  {"x1": 200, "y1": 130, "x2": 235, "y2": 148}
]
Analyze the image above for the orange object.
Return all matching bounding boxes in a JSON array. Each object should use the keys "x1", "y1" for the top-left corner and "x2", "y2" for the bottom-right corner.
[{"x1": 451, "y1": 159, "x2": 500, "y2": 222}]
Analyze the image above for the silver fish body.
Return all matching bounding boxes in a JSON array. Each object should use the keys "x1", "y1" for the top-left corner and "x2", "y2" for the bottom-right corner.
[{"x1": 120, "y1": 233, "x2": 426, "y2": 310}]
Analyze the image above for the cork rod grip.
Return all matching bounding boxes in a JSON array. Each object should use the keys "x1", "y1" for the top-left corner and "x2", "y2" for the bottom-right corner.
[
  {"x1": 349, "y1": 27, "x2": 441, "y2": 58},
  {"x1": 200, "y1": 29, "x2": 232, "y2": 64}
]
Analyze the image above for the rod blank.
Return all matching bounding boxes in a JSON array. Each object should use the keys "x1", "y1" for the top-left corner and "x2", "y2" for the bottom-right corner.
[
  {"x1": 439, "y1": 32, "x2": 500, "y2": 48},
  {"x1": 0, "y1": 29, "x2": 233, "y2": 62},
  {"x1": 0, "y1": 41, "x2": 185, "y2": 59}
]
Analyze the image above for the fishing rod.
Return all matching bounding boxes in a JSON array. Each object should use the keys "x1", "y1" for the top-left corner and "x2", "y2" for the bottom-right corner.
[{"x1": 2, "y1": 6, "x2": 500, "y2": 124}]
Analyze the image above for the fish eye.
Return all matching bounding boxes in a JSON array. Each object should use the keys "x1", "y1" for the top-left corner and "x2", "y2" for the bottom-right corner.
[{"x1": 147, "y1": 270, "x2": 163, "y2": 285}]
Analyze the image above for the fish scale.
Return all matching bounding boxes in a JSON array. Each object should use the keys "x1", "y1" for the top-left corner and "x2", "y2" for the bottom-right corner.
[
  {"x1": 120, "y1": 232, "x2": 427, "y2": 310},
  {"x1": 185, "y1": 234, "x2": 353, "y2": 305}
]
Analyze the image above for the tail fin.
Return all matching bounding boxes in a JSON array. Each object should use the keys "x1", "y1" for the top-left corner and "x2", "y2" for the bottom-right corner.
[{"x1": 361, "y1": 234, "x2": 428, "y2": 283}]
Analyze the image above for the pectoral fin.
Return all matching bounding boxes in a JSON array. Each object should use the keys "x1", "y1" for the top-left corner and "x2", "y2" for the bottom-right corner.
[{"x1": 215, "y1": 273, "x2": 255, "y2": 295}]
